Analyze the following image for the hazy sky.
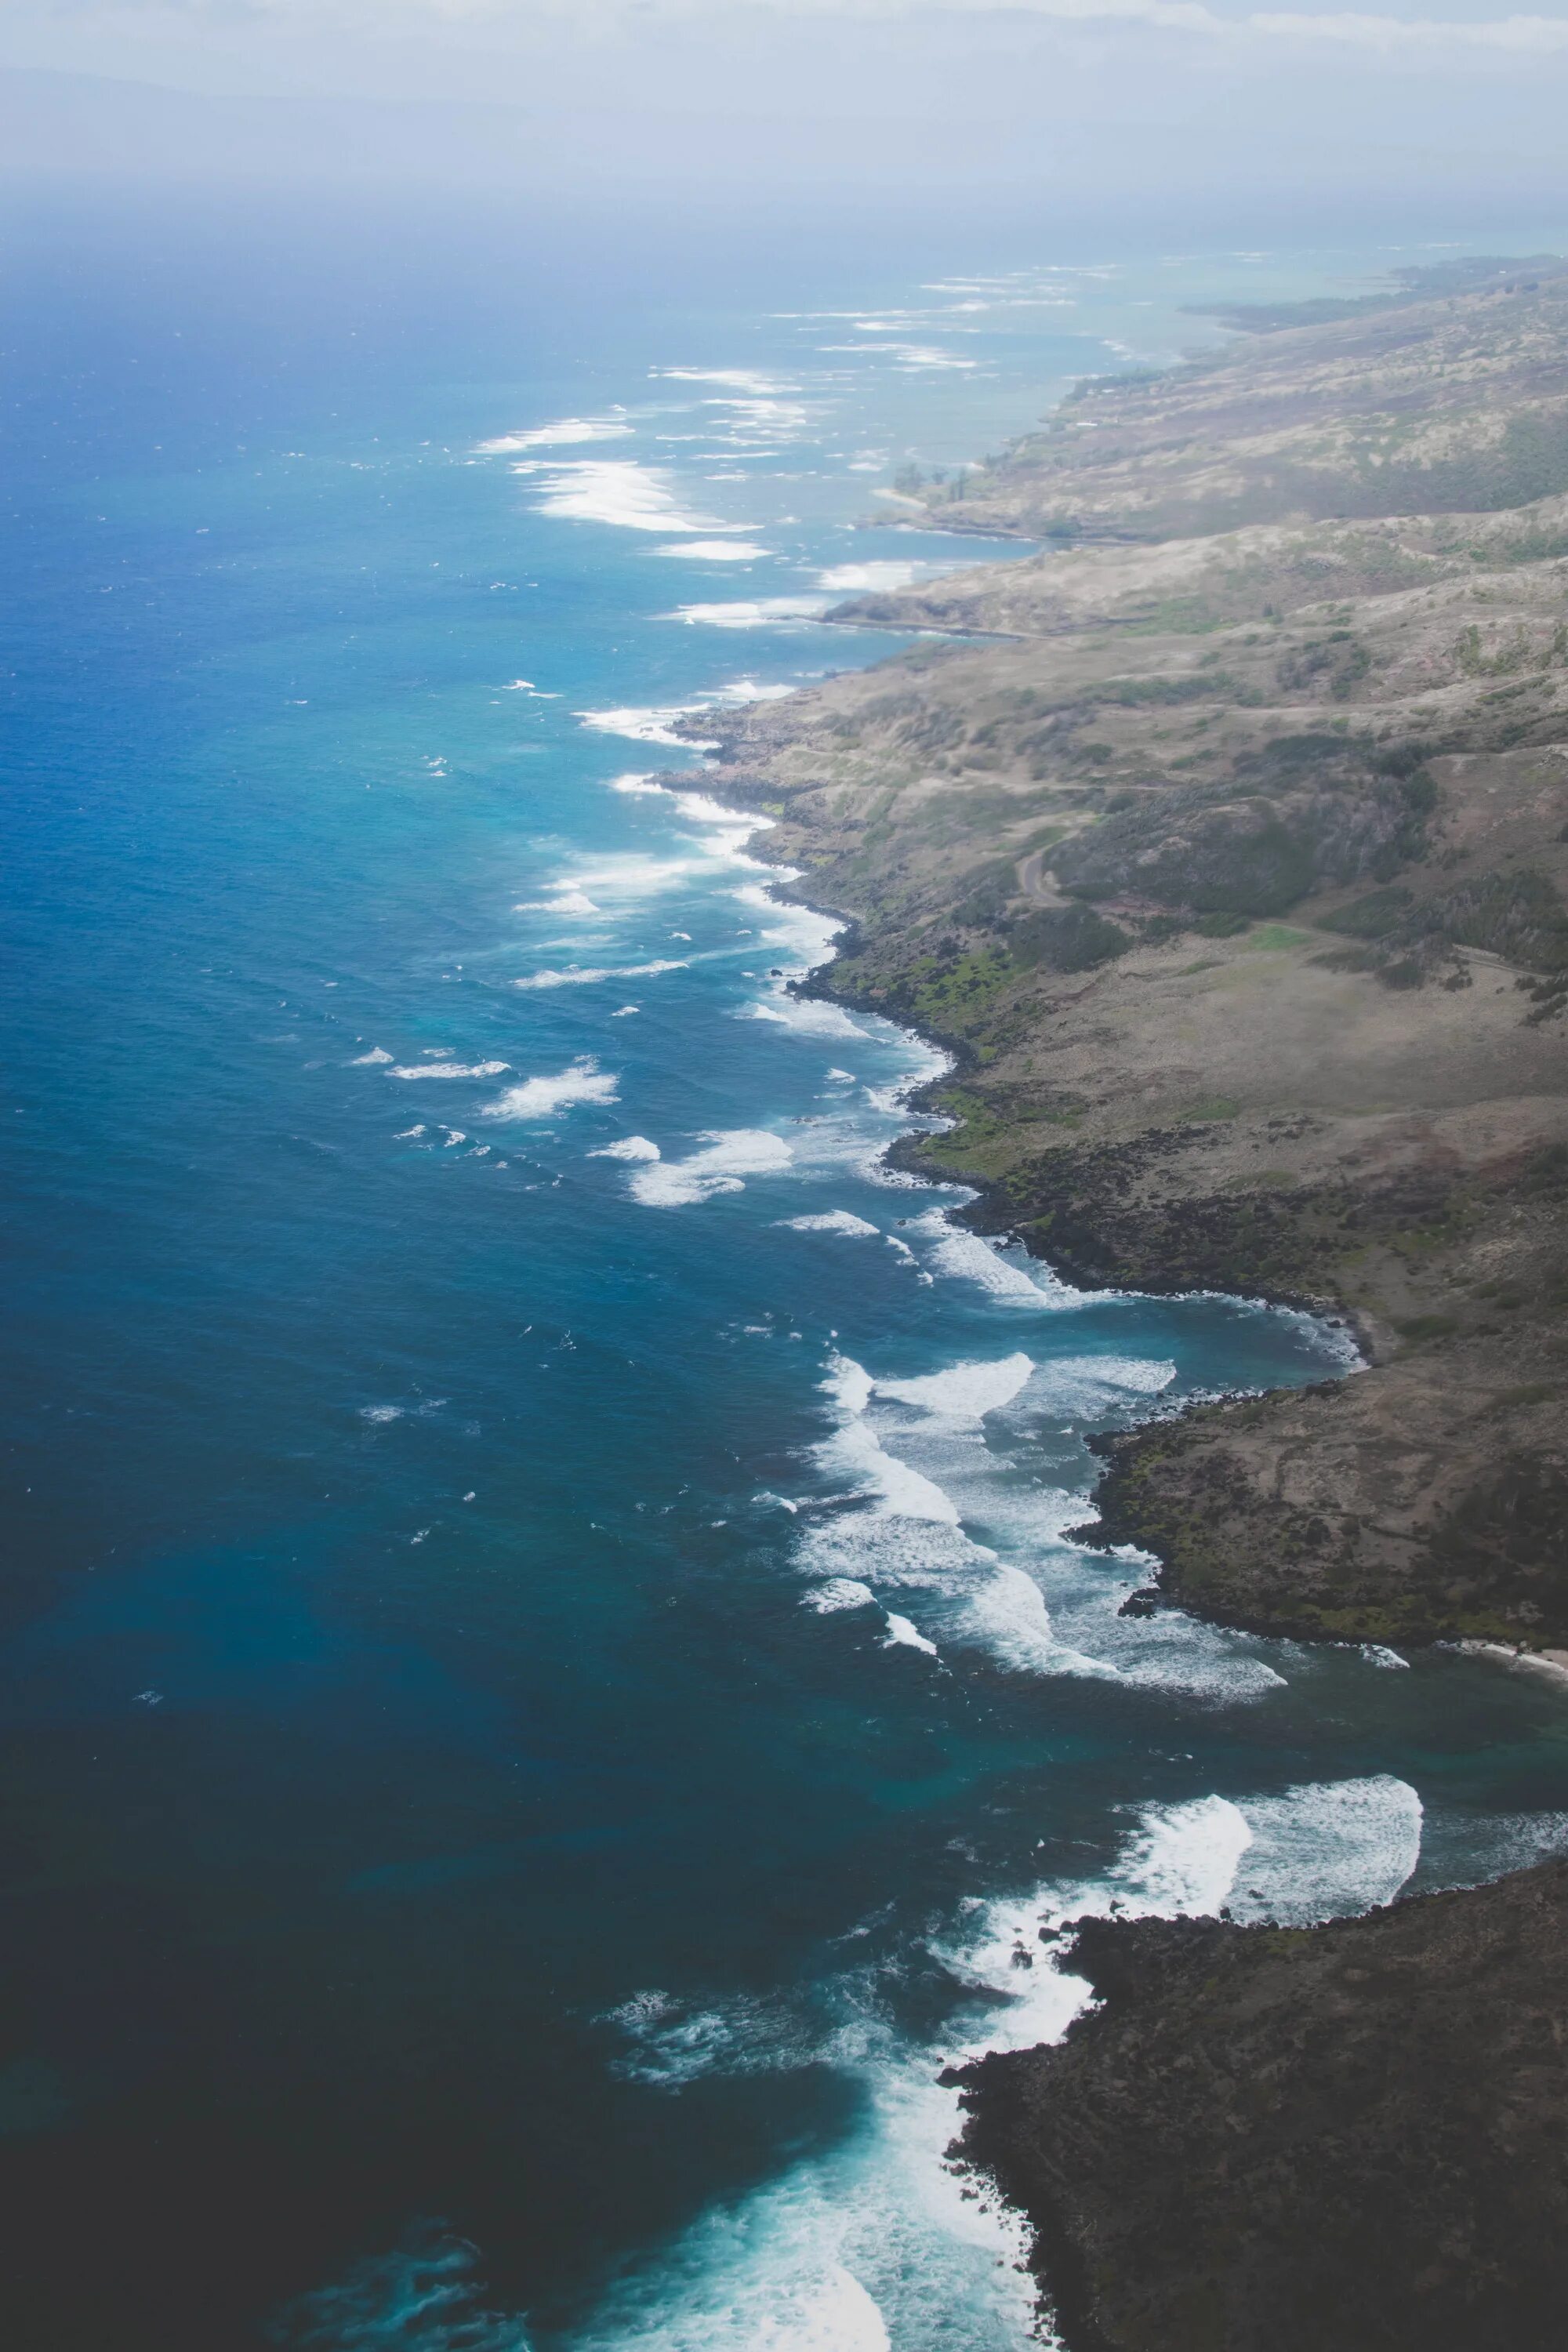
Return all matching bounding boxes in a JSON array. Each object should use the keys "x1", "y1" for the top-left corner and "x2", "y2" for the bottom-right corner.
[{"x1": 4, "y1": 2, "x2": 1566, "y2": 221}]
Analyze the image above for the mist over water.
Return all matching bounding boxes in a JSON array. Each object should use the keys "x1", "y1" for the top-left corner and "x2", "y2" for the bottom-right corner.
[{"x1": 5, "y1": 198, "x2": 1568, "y2": 2349}]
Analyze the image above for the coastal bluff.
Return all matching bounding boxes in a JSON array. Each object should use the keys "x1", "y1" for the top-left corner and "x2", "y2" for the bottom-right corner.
[
  {"x1": 683, "y1": 254, "x2": 1568, "y2": 2343},
  {"x1": 946, "y1": 1861, "x2": 1568, "y2": 2352},
  {"x1": 693, "y1": 254, "x2": 1568, "y2": 1655}
]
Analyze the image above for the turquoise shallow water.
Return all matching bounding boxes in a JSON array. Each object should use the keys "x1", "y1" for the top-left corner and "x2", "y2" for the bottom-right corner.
[{"x1": 5, "y1": 194, "x2": 1568, "y2": 2349}]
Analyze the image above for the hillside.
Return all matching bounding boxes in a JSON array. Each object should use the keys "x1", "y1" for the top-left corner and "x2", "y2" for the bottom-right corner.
[{"x1": 693, "y1": 259, "x2": 1568, "y2": 1651}]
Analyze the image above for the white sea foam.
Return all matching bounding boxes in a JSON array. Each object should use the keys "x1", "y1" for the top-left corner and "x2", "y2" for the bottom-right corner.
[
  {"x1": 629, "y1": 1129, "x2": 793, "y2": 1207},
  {"x1": 535, "y1": 855, "x2": 696, "y2": 904},
  {"x1": 477, "y1": 414, "x2": 631, "y2": 453},
  {"x1": 815, "y1": 1359, "x2": 960, "y2": 1526},
  {"x1": 1417, "y1": 1807, "x2": 1568, "y2": 1889},
  {"x1": 359, "y1": 1405, "x2": 405, "y2": 1424},
  {"x1": 652, "y1": 367, "x2": 796, "y2": 394},
  {"x1": 1225, "y1": 1777, "x2": 1423, "y2": 1925},
  {"x1": 823, "y1": 1424, "x2": 961, "y2": 1527},
  {"x1": 742, "y1": 996, "x2": 869, "y2": 1040},
  {"x1": 799, "y1": 1356, "x2": 1134, "y2": 1682},
  {"x1": 301, "y1": 1766, "x2": 1420, "y2": 2352},
  {"x1": 512, "y1": 960, "x2": 686, "y2": 990},
  {"x1": 778, "y1": 1211, "x2": 880, "y2": 1238},
  {"x1": 390, "y1": 1060, "x2": 510, "y2": 1081},
  {"x1": 514, "y1": 887, "x2": 601, "y2": 914},
  {"x1": 577, "y1": 705, "x2": 717, "y2": 748},
  {"x1": 883, "y1": 1613, "x2": 939, "y2": 1658},
  {"x1": 803, "y1": 1578, "x2": 878, "y2": 1614},
  {"x1": 909, "y1": 1211, "x2": 1085, "y2": 1309},
  {"x1": 874, "y1": 1355, "x2": 1034, "y2": 1422},
  {"x1": 513, "y1": 458, "x2": 732, "y2": 536},
  {"x1": 1034, "y1": 1354, "x2": 1178, "y2": 1417},
  {"x1": 590, "y1": 1137, "x2": 661, "y2": 1163},
  {"x1": 480, "y1": 1058, "x2": 619, "y2": 1122},
  {"x1": 349, "y1": 1046, "x2": 393, "y2": 1065},
  {"x1": 579, "y1": 1780, "x2": 1412, "y2": 2352},
  {"x1": 668, "y1": 596, "x2": 833, "y2": 630},
  {"x1": 656, "y1": 540, "x2": 772, "y2": 562}
]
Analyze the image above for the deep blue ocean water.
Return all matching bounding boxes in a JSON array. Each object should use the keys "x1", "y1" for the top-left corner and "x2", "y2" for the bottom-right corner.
[{"x1": 5, "y1": 191, "x2": 1568, "y2": 2350}]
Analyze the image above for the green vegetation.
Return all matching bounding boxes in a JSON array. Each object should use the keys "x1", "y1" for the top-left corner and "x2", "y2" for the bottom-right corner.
[
  {"x1": 1011, "y1": 904, "x2": 1131, "y2": 973},
  {"x1": 1235, "y1": 924, "x2": 1311, "y2": 951}
]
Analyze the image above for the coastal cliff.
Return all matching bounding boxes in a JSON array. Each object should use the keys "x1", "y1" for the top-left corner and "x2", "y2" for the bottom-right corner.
[
  {"x1": 685, "y1": 258, "x2": 1568, "y2": 2345},
  {"x1": 695, "y1": 256, "x2": 1568, "y2": 1653},
  {"x1": 946, "y1": 1862, "x2": 1568, "y2": 2352}
]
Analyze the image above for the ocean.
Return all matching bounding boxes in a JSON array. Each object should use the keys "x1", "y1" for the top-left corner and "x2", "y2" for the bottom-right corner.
[{"x1": 5, "y1": 190, "x2": 1568, "y2": 2349}]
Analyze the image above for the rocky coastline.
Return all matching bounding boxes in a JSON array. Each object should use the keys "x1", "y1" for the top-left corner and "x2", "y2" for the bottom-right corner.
[
  {"x1": 944, "y1": 1864, "x2": 1568, "y2": 2352},
  {"x1": 684, "y1": 256, "x2": 1568, "y2": 2345}
]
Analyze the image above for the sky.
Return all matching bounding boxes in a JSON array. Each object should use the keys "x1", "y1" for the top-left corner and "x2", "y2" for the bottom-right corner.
[{"x1": 2, "y1": 2, "x2": 1566, "y2": 226}]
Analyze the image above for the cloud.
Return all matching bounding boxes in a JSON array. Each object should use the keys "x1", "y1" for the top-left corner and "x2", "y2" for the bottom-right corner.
[{"x1": 37, "y1": 0, "x2": 1568, "y2": 49}]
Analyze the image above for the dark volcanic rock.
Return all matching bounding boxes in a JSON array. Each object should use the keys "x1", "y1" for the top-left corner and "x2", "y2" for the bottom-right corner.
[{"x1": 948, "y1": 1862, "x2": 1568, "y2": 2352}]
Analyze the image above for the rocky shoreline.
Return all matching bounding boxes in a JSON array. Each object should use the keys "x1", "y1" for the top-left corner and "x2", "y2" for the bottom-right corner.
[
  {"x1": 686, "y1": 256, "x2": 1568, "y2": 2345},
  {"x1": 944, "y1": 1864, "x2": 1568, "y2": 2352}
]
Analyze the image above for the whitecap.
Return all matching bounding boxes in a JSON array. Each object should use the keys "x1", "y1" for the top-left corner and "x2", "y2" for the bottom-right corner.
[
  {"x1": 514, "y1": 887, "x2": 601, "y2": 914},
  {"x1": 512, "y1": 960, "x2": 686, "y2": 990},
  {"x1": 651, "y1": 367, "x2": 796, "y2": 394},
  {"x1": 741, "y1": 996, "x2": 869, "y2": 1040},
  {"x1": 348, "y1": 1046, "x2": 392, "y2": 1065},
  {"x1": 628, "y1": 1129, "x2": 793, "y2": 1207},
  {"x1": 590, "y1": 1137, "x2": 661, "y2": 1163},
  {"x1": 777, "y1": 1211, "x2": 879, "y2": 1238},
  {"x1": 655, "y1": 540, "x2": 772, "y2": 562},
  {"x1": 874, "y1": 1355, "x2": 1034, "y2": 1423},
  {"x1": 480, "y1": 1058, "x2": 618, "y2": 1121},
  {"x1": 390, "y1": 1060, "x2": 510, "y2": 1081},
  {"x1": 815, "y1": 1411, "x2": 959, "y2": 1530},
  {"x1": 1227, "y1": 1777, "x2": 1423, "y2": 1926},
  {"x1": 512, "y1": 457, "x2": 732, "y2": 536},
  {"x1": 883, "y1": 1614, "x2": 939, "y2": 1658},
  {"x1": 577, "y1": 705, "x2": 717, "y2": 748},
  {"x1": 668, "y1": 596, "x2": 832, "y2": 630},
  {"x1": 477, "y1": 414, "x2": 631, "y2": 453},
  {"x1": 803, "y1": 1578, "x2": 878, "y2": 1614},
  {"x1": 909, "y1": 1210, "x2": 1085, "y2": 1308}
]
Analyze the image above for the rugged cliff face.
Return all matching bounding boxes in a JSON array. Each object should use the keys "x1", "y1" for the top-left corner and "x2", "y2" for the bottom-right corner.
[
  {"x1": 692, "y1": 258, "x2": 1568, "y2": 1651},
  {"x1": 946, "y1": 1861, "x2": 1568, "y2": 2352}
]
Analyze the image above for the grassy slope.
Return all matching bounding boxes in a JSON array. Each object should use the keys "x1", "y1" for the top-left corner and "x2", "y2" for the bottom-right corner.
[{"x1": 699, "y1": 263, "x2": 1568, "y2": 1647}]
